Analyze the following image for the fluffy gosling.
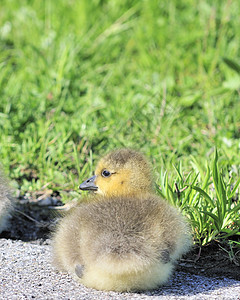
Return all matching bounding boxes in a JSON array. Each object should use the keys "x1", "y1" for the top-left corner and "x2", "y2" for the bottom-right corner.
[{"x1": 52, "y1": 149, "x2": 191, "y2": 292}]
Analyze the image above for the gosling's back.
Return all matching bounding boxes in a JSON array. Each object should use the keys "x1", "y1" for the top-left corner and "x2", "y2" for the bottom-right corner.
[{"x1": 79, "y1": 195, "x2": 189, "y2": 263}]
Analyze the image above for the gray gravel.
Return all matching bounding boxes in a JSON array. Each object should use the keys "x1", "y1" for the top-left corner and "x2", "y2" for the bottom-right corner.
[{"x1": 0, "y1": 239, "x2": 240, "y2": 300}]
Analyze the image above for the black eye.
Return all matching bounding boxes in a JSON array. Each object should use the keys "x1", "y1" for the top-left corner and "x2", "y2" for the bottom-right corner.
[{"x1": 101, "y1": 169, "x2": 111, "y2": 178}]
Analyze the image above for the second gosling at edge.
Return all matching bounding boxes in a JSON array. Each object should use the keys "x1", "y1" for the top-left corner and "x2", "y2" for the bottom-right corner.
[
  {"x1": 0, "y1": 169, "x2": 14, "y2": 234},
  {"x1": 52, "y1": 149, "x2": 192, "y2": 292}
]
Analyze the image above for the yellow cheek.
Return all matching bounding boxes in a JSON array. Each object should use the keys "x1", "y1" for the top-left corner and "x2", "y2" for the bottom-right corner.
[{"x1": 95, "y1": 171, "x2": 130, "y2": 197}]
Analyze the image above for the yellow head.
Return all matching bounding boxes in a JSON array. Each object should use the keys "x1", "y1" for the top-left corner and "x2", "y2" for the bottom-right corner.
[{"x1": 79, "y1": 149, "x2": 153, "y2": 197}]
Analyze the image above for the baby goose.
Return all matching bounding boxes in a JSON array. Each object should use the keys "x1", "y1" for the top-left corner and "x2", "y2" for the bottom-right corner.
[
  {"x1": 0, "y1": 169, "x2": 14, "y2": 233},
  {"x1": 52, "y1": 149, "x2": 191, "y2": 292}
]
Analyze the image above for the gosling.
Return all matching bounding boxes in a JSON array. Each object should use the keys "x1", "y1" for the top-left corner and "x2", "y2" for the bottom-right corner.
[
  {"x1": 52, "y1": 149, "x2": 191, "y2": 292},
  {"x1": 0, "y1": 169, "x2": 14, "y2": 233}
]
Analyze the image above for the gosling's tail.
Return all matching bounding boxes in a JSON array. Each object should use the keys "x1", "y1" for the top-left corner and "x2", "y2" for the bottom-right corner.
[
  {"x1": 81, "y1": 241, "x2": 173, "y2": 291},
  {"x1": 82, "y1": 254, "x2": 173, "y2": 292}
]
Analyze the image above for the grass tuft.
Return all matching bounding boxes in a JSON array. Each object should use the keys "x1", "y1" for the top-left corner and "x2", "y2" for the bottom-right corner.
[{"x1": 157, "y1": 149, "x2": 240, "y2": 245}]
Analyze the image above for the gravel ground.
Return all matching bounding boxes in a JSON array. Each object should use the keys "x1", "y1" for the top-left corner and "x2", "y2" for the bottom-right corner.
[{"x1": 1, "y1": 239, "x2": 240, "y2": 300}]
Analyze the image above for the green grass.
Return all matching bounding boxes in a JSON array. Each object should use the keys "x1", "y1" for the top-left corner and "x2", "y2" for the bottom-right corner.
[
  {"x1": 0, "y1": 0, "x2": 239, "y2": 246},
  {"x1": 157, "y1": 149, "x2": 240, "y2": 245}
]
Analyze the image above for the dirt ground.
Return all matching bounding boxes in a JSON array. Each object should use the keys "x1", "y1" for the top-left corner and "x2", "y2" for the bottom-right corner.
[
  {"x1": 1, "y1": 201, "x2": 240, "y2": 281},
  {"x1": 178, "y1": 241, "x2": 240, "y2": 281}
]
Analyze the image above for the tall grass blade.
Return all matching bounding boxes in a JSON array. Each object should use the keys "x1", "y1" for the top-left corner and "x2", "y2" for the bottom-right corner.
[
  {"x1": 228, "y1": 177, "x2": 240, "y2": 199},
  {"x1": 223, "y1": 57, "x2": 240, "y2": 74},
  {"x1": 191, "y1": 186, "x2": 215, "y2": 208}
]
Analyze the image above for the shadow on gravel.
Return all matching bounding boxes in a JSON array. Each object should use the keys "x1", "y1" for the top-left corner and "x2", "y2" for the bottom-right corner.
[{"x1": 0, "y1": 202, "x2": 58, "y2": 241}]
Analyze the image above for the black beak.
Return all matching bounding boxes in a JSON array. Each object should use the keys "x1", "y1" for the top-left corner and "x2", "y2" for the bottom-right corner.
[{"x1": 79, "y1": 175, "x2": 98, "y2": 191}]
